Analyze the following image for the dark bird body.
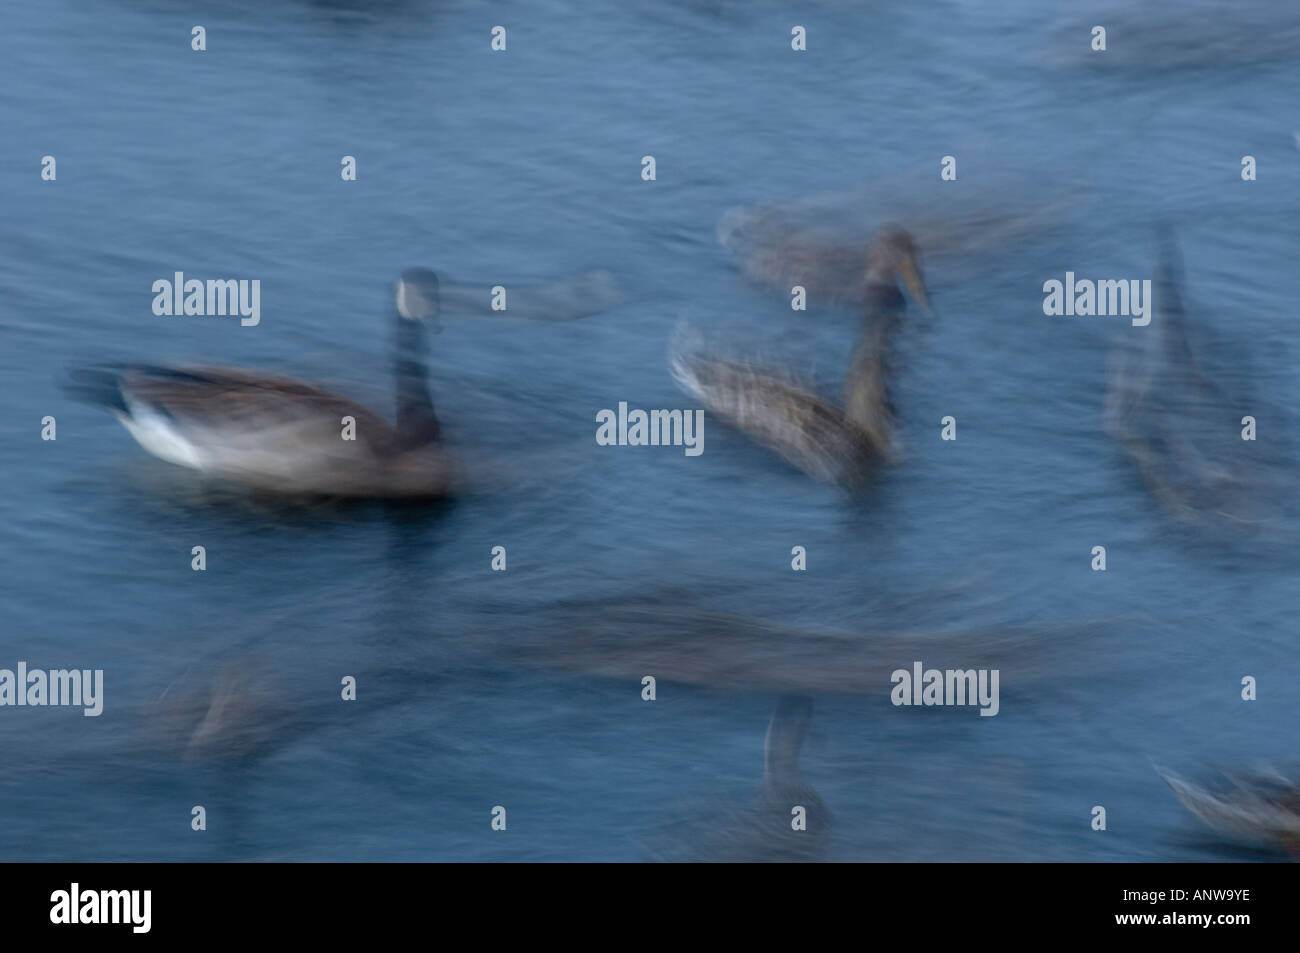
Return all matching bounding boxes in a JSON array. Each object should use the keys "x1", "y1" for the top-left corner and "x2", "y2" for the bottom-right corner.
[
  {"x1": 672, "y1": 226, "x2": 928, "y2": 489},
  {"x1": 67, "y1": 269, "x2": 452, "y2": 499}
]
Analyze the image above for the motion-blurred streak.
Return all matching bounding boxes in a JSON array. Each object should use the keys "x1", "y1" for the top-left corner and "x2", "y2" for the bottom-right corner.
[
  {"x1": 717, "y1": 178, "x2": 1084, "y2": 306},
  {"x1": 1042, "y1": 2, "x2": 1300, "y2": 72},
  {"x1": 147, "y1": 656, "x2": 296, "y2": 764},
  {"x1": 140, "y1": 654, "x2": 464, "y2": 769},
  {"x1": 673, "y1": 226, "x2": 928, "y2": 489},
  {"x1": 437, "y1": 269, "x2": 623, "y2": 321},
  {"x1": 510, "y1": 597, "x2": 1127, "y2": 695},
  {"x1": 1158, "y1": 764, "x2": 1300, "y2": 857},
  {"x1": 1104, "y1": 228, "x2": 1293, "y2": 533},
  {"x1": 643, "y1": 695, "x2": 831, "y2": 862}
]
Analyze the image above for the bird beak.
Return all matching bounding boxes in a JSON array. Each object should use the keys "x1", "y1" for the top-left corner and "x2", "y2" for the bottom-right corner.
[{"x1": 899, "y1": 256, "x2": 932, "y2": 316}]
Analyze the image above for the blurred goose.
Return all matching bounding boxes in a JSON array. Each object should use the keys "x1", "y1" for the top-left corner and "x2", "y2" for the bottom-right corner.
[
  {"x1": 672, "y1": 226, "x2": 929, "y2": 488},
  {"x1": 1105, "y1": 229, "x2": 1288, "y2": 529},
  {"x1": 68, "y1": 269, "x2": 453, "y2": 498},
  {"x1": 701, "y1": 695, "x2": 831, "y2": 862},
  {"x1": 643, "y1": 695, "x2": 830, "y2": 862},
  {"x1": 754, "y1": 696, "x2": 830, "y2": 856},
  {"x1": 717, "y1": 181, "x2": 1081, "y2": 307},
  {"x1": 1158, "y1": 764, "x2": 1300, "y2": 856},
  {"x1": 515, "y1": 587, "x2": 1122, "y2": 695}
]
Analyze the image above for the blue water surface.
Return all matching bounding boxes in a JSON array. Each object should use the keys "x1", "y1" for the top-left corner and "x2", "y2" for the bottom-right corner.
[{"x1": 1, "y1": 0, "x2": 1298, "y2": 860}]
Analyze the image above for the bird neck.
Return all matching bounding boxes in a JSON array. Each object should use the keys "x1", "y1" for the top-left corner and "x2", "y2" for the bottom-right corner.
[
  {"x1": 764, "y1": 697, "x2": 811, "y2": 780},
  {"x1": 393, "y1": 318, "x2": 441, "y2": 448},
  {"x1": 862, "y1": 276, "x2": 905, "y2": 312},
  {"x1": 844, "y1": 311, "x2": 898, "y2": 450},
  {"x1": 865, "y1": 245, "x2": 905, "y2": 286}
]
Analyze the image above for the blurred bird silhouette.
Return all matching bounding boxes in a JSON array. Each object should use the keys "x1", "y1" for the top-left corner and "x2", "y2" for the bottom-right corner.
[
  {"x1": 644, "y1": 696, "x2": 831, "y2": 862},
  {"x1": 1105, "y1": 228, "x2": 1291, "y2": 531},
  {"x1": 673, "y1": 226, "x2": 930, "y2": 489},
  {"x1": 67, "y1": 269, "x2": 454, "y2": 499},
  {"x1": 1158, "y1": 764, "x2": 1300, "y2": 858}
]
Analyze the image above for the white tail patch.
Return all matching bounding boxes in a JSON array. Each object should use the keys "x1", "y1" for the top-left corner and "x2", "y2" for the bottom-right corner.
[
  {"x1": 117, "y1": 401, "x2": 205, "y2": 469},
  {"x1": 668, "y1": 321, "x2": 710, "y2": 400}
]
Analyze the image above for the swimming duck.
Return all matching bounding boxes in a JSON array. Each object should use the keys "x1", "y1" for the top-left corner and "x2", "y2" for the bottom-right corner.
[
  {"x1": 1104, "y1": 229, "x2": 1287, "y2": 529},
  {"x1": 1158, "y1": 764, "x2": 1300, "y2": 857},
  {"x1": 68, "y1": 268, "x2": 453, "y2": 499},
  {"x1": 672, "y1": 225, "x2": 929, "y2": 488}
]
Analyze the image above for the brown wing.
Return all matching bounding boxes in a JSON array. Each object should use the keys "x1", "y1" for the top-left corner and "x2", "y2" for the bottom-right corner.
[
  {"x1": 672, "y1": 351, "x2": 880, "y2": 486},
  {"x1": 122, "y1": 365, "x2": 401, "y2": 454}
]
